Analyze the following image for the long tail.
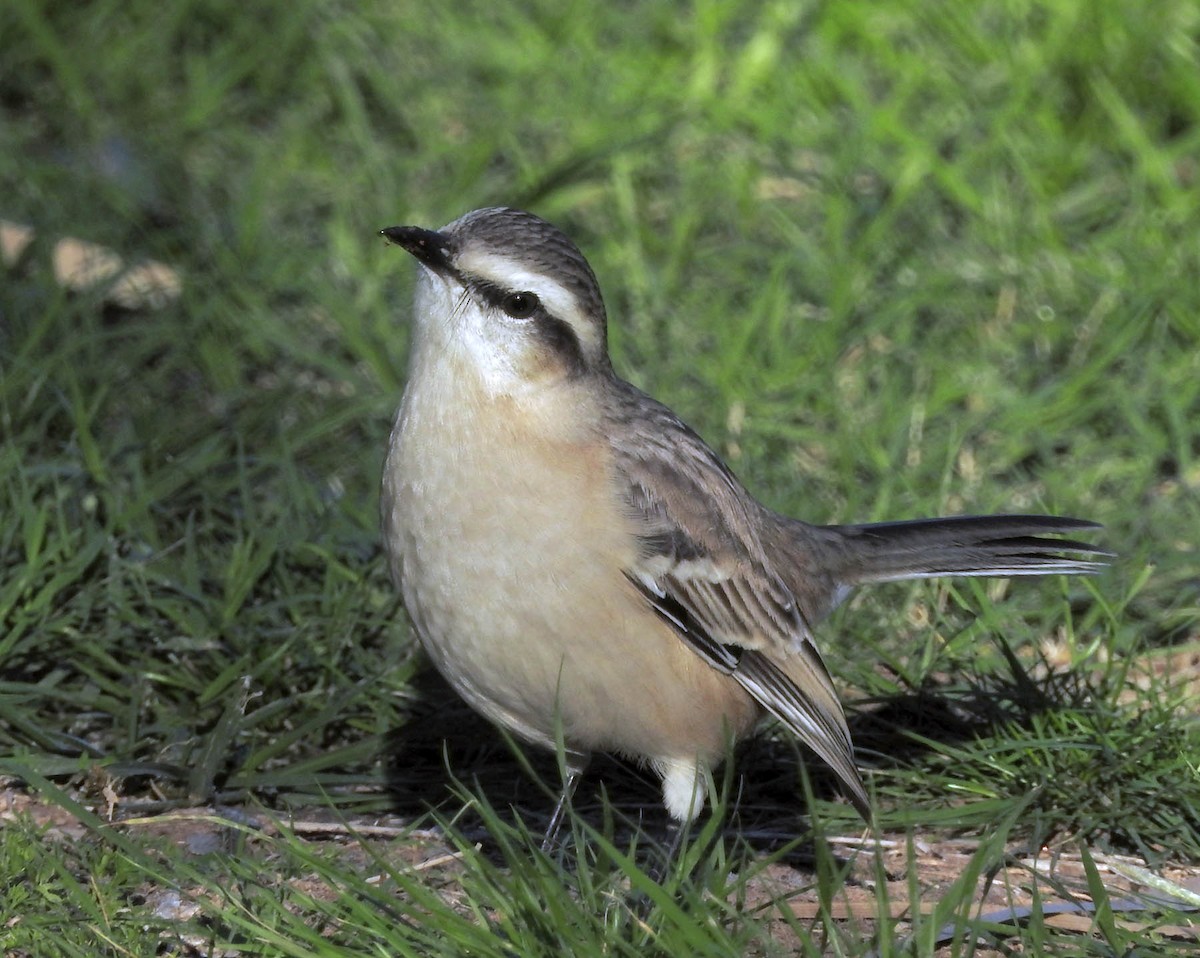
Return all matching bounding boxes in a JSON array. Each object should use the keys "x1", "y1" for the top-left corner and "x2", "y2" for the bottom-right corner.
[{"x1": 822, "y1": 515, "x2": 1112, "y2": 588}]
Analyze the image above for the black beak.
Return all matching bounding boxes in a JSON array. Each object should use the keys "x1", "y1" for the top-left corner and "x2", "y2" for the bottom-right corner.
[{"x1": 380, "y1": 226, "x2": 453, "y2": 272}]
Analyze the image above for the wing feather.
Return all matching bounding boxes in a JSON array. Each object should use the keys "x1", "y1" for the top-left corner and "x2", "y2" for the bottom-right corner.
[{"x1": 610, "y1": 384, "x2": 869, "y2": 816}]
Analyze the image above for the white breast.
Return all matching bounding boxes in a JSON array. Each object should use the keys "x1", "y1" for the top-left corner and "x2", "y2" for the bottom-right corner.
[
  {"x1": 382, "y1": 351, "x2": 635, "y2": 747},
  {"x1": 381, "y1": 340, "x2": 759, "y2": 781}
]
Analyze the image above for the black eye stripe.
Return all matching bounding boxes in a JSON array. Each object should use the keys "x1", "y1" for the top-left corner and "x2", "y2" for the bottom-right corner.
[
  {"x1": 533, "y1": 314, "x2": 587, "y2": 377},
  {"x1": 469, "y1": 279, "x2": 587, "y2": 376}
]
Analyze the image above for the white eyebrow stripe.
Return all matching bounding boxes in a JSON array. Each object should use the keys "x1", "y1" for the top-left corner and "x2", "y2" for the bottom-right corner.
[{"x1": 455, "y1": 250, "x2": 580, "y2": 321}]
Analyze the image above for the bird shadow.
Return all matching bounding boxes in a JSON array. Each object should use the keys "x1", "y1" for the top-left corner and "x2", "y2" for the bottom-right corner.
[{"x1": 381, "y1": 654, "x2": 1090, "y2": 867}]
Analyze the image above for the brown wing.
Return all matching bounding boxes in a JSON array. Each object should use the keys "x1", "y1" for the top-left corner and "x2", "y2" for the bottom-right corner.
[{"x1": 609, "y1": 385, "x2": 870, "y2": 817}]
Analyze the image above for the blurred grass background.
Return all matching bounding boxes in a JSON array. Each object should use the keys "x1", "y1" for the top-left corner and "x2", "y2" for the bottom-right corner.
[{"x1": 2, "y1": 0, "x2": 1199, "y2": 954}]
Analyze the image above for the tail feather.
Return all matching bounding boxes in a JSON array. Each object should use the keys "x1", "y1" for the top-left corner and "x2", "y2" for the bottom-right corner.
[{"x1": 824, "y1": 515, "x2": 1113, "y2": 587}]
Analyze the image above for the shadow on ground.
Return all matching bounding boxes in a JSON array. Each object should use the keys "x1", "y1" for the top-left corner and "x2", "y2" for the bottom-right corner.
[{"x1": 379, "y1": 658, "x2": 1093, "y2": 861}]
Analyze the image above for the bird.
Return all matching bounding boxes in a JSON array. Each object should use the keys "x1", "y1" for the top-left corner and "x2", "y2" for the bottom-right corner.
[{"x1": 378, "y1": 206, "x2": 1109, "y2": 839}]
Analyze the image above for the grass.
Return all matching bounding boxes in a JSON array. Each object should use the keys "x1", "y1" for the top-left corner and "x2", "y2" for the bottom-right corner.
[{"x1": 2, "y1": 0, "x2": 1200, "y2": 953}]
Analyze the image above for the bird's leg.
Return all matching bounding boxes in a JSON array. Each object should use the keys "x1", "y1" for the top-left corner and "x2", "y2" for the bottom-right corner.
[
  {"x1": 662, "y1": 817, "x2": 688, "y2": 862},
  {"x1": 647, "y1": 818, "x2": 688, "y2": 885},
  {"x1": 541, "y1": 752, "x2": 589, "y2": 853}
]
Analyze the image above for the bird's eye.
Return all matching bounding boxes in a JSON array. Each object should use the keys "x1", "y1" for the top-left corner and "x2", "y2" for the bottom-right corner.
[{"x1": 500, "y1": 291, "x2": 539, "y2": 318}]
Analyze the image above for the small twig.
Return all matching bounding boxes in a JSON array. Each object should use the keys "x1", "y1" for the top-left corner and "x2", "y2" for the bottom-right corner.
[
  {"x1": 822, "y1": 835, "x2": 906, "y2": 850},
  {"x1": 1104, "y1": 860, "x2": 1200, "y2": 909},
  {"x1": 285, "y1": 820, "x2": 412, "y2": 839},
  {"x1": 411, "y1": 848, "x2": 475, "y2": 872}
]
